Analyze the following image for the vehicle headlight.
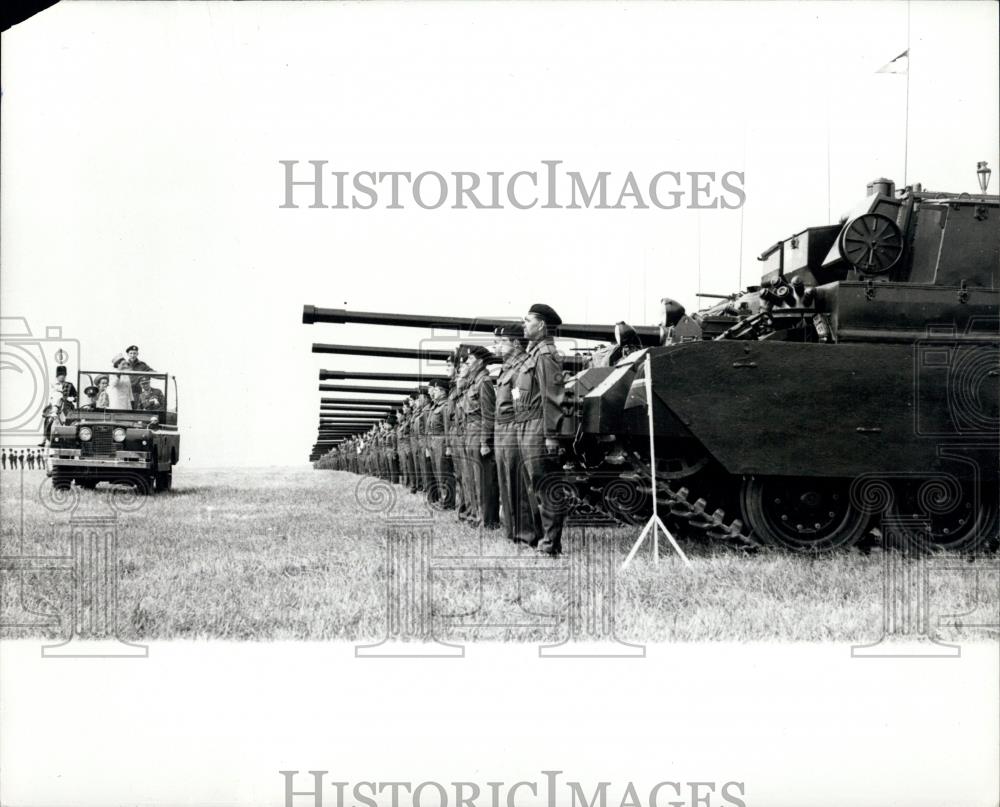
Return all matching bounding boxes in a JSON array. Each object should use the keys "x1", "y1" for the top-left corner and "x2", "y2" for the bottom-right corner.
[
  {"x1": 113, "y1": 427, "x2": 127, "y2": 442},
  {"x1": 78, "y1": 427, "x2": 93, "y2": 442}
]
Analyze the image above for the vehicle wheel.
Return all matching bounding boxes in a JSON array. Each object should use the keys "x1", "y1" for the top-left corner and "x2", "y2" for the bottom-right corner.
[
  {"x1": 52, "y1": 475, "x2": 72, "y2": 492},
  {"x1": 155, "y1": 470, "x2": 173, "y2": 492},
  {"x1": 888, "y1": 480, "x2": 999, "y2": 553},
  {"x1": 740, "y1": 475, "x2": 872, "y2": 552}
]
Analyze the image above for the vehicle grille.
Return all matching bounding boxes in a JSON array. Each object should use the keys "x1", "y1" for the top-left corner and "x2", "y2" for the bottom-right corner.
[{"x1": 81, "y1": 425, "x2": 115, "y2": 457}]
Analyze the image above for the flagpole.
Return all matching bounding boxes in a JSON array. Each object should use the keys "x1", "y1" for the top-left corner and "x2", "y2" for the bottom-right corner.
[{"x1": 904, "y1": 0, "x2": 911, "y2": 185}]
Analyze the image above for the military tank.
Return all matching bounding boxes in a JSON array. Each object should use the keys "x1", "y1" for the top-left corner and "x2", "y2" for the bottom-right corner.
[{"x1": 572, "y1": 175, "x2": 998, "y2": 551}]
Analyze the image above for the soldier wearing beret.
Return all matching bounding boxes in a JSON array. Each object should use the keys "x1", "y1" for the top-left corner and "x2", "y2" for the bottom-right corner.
[
  {"x1": 493, "y1": 323, "x2": 538, "y2": 545},
  {"x1": 445, "y1": 348, "x2": 470, "y2": 522},
  {"x1": 409, "y1": 392, "x2": 426, "y2": 493},
  {"x1": 397, "y1": 399, "x2": 414, "y2": 490},
  {"x1": 425, "y1": 378, "x2": 455, "y2": 508},
  {"x1": 514, "y1": 303, "x2": 568, "y2": 556},
  {"x1": 419, "y1": 389, "x2": 435, "y2": 497},
  {"x1": 462, "y1": 344, "x2": 500, "y2": 529}
]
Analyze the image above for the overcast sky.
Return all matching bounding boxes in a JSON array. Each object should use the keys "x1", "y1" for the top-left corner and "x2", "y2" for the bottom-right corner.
[{"x1": 2, "y1": 1, "x2": 997, "y2": 466}]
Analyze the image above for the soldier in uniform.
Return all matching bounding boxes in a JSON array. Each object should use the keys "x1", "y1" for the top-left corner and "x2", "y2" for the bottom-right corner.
[
  {"x1": 137, "y1": 377, "x2": 165, "y2": 410},
  {"x1": 417, "y1": 388, "x2": 435, "y2": 500},
  {"x1": 462, "y1": 345, "x2": 500, "y2": 529},
  {"x1": 79, "y1": 386, "x2": 99, "y2": 411},
  {"x1": 1, "y1": 449, "x2": 7, "y2": 470},
  {"x1": 19, "y1": 450, "x2": 26, "y2": 469},
  {"x1": 425, "y1": 378, "x2": 455, "y2": 508},
  {"x1": 397, "y1": 398, "x2": 415, "y2": 491},
  {"x1": 124, "y1": 345, "x2": 155, "y2": 400},
  {"x1": 409, "y1": 391, "x2": 426, "y2": 493},
  {"x1": 27, "y1": 450, "x2": 35, "y2": 470},
  {"x1": 493, "y1": 323, "x2": 537, "y2": 544},
  {"x1": 514, "y1": 303, "x2": 567, "y2": 556},
  {"x1": 445, "y1": 348, "x2": 470, "y2": 522},
  {"x1": 385, "y1": 418, "x2": 400, "y2": 484}
]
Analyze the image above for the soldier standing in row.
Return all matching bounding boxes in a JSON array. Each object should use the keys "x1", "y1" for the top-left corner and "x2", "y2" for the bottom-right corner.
[
  {"x1": 19, "y1": 450, "x2": 26, "y2": 469},
  {"x1": 1, "y1": 449, "x2": 7, "y2": 470},
  {"x1": 494, "y1": 323, "x2": 537, "y2": 544},
  {"x1": 418, "y1": 388, "x2": 435, "y2": 500},
  {"x1": 397, "y1": 399, "x2": 414, "y2": 491},
  {"x1": 444, "y1": 348, "x2": 468, "y2": 520},
  {"x1": 462, "y1": 345, "x2": 499, "y2": 529},
  {"x1": 514, "y1": 304, "x2": 567, "y2": 556},
  {"x1": 386, "y1": 418, "x2": 400, "y2": 484},
  {"x1": 425, "y1": 378, "x2": 454, "y2": 508},
  {"x1": 409, "y1": 392, "x2": 425, "y2": 493},
  {"x1": 27, "y1": 451, "x2": 35, "y2": 470}
]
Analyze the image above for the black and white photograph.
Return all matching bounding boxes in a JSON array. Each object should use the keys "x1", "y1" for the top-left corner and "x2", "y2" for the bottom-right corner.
[{"x1": 1, "y1": 1, "x2": 998, "y2": 805}]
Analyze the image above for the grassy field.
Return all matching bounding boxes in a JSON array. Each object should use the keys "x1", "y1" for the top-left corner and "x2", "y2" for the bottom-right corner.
[{"x1": 1, "y1": 466, "x2": 997, "y2": 643}]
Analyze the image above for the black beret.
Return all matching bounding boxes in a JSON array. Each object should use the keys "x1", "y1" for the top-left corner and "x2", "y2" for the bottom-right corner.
[
  {"x1": 56, "y1": 365, "x2": 67, "y2": 376},
  {"x1": 126, "y1": 345, "x2": 139, "y2": 352},
  {"x1": 417, "y1": 387, "x2": 431, "y2": 397},
  {"x1": 428, "y1": 377, "x2": 451, "y2": 390},
  {"x1": 614, "y1": 321, "x2": 641, "y2": 348},
  {"x1": 464, "y1": 344, "x2": 492, "y2": 362},
  {"x1": 494, "y1": 321, "x2": 525, "y2": 339},
  {"x1": 528, "y1": 303, "x2": 562, "y2": 327},
  {"x1": 408, "y1": 391, "x2": 419, "y2": 400}
]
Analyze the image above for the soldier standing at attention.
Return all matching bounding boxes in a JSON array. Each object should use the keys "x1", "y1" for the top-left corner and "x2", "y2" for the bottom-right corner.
[
  {"x1": 386, "y1": 418, "x2": 400, "y2": 484},
  {"x1": 27, "y1": 451, "x2": 35, "y2": 470},
  {"x1": 397, "y1": 400, "x2": 413, "y2": 489},
  {"x1": 19, "y1": 450, "x2": 26, "y2": 469},
  {"x1": 462, "y1": 345, "x2": 500, "y2": 529},
  {"x1": 408, "y1": 393, "x2": 424, "y2": 493},
  {"x1": 426, "y1": 378, "x2": 454, "y2": 508},
  {"x1": 1, "y1": 449, "x2": 7, "y2": 470},
  {"x1": 514, "y1": 303, "x2": 567, "y2": 556},
  {"x1": 444, "y1": 348, "x2": 467, "y2": 522},
  {"x1": 418, "y1": 388, "x2": 435, "y2": 501},
  {"x1": 494, "y1": 323, "x2": 537, "y2": 545}
]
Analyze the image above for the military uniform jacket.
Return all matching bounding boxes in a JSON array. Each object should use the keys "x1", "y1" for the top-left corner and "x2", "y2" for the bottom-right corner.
[
  {"x1": 513, "y1": 337, "x2": 564, "y2": 437},
  {"x1": 426, "y1": 399, "x2": 447, "y2": 435},
  {"x1": 494, "y1": 349, "x2": 529, "y2": 426},
  {"x1": 462, "y1": 369, "x2": 496, "y2": 450},
  {"x1": 398, "y1": 414, "x2": 411, "y2": 439}
]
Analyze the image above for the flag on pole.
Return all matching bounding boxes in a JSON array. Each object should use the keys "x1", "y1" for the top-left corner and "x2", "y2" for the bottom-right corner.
[{"x1": 877, "y1": 49, "x2": 909, "y2": 74}]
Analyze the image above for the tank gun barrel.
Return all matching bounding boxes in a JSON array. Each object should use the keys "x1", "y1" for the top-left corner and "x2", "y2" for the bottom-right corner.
[
  {"x1": 313, "y1": 343, "x2": 454, "y2": 361},
  {"x1": 319, "y1": 384, "x2": 417, "y2": 395},
  {"x1": 321, "y1": 397, "x2": 407, "y2": 406},
  {"x1": 304, "y1": 306, "x2": 661, "y2": 346},
  {"x1": 319, "y1": 369, "x2": 448, "y2": 382}
]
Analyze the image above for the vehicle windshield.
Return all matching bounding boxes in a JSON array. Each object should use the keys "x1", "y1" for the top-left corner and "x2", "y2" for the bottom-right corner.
[{"x1": 76, "y1": 370, "x2": 173, "y2": 414}]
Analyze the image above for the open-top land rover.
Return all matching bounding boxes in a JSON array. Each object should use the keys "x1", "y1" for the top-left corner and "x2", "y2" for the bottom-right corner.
[{"x1": 47, "y1": 370, "x2": 180, "y2": 493}]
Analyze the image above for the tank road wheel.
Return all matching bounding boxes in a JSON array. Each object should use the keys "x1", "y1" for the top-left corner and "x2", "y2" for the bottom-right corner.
[
  {"x1": 740, "y1": 476, "x2": 871, "y2": 552},
  {"x1": 889, "y1": 481, "x2": 999, "y2": 553}
]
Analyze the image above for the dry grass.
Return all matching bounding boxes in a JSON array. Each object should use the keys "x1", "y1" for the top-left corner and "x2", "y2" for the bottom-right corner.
[{"x1": 1, "y1": 467, "x2": 996, "y2": 643}]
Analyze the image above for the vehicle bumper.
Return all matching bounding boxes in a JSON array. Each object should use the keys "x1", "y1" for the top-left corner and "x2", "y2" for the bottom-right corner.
[{"x1": 48, "y1": 450, "x2": 153, "y2": 472}]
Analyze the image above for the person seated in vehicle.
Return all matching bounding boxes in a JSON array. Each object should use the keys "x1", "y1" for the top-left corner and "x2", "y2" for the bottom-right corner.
[
  {"x1": 136, "y1": 377, "x2": 165, "y2": 410},
  {"x1": 94, "y1": 376, "x2": 111, "y2": 408},
  {"x1": 79, "y1": 386, "x2": 99, "y2": 411}
]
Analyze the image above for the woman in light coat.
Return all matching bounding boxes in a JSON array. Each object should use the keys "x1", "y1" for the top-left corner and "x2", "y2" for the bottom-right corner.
[{"x1": 106, "y1": 355, "x2": 133, "y2": 410}]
